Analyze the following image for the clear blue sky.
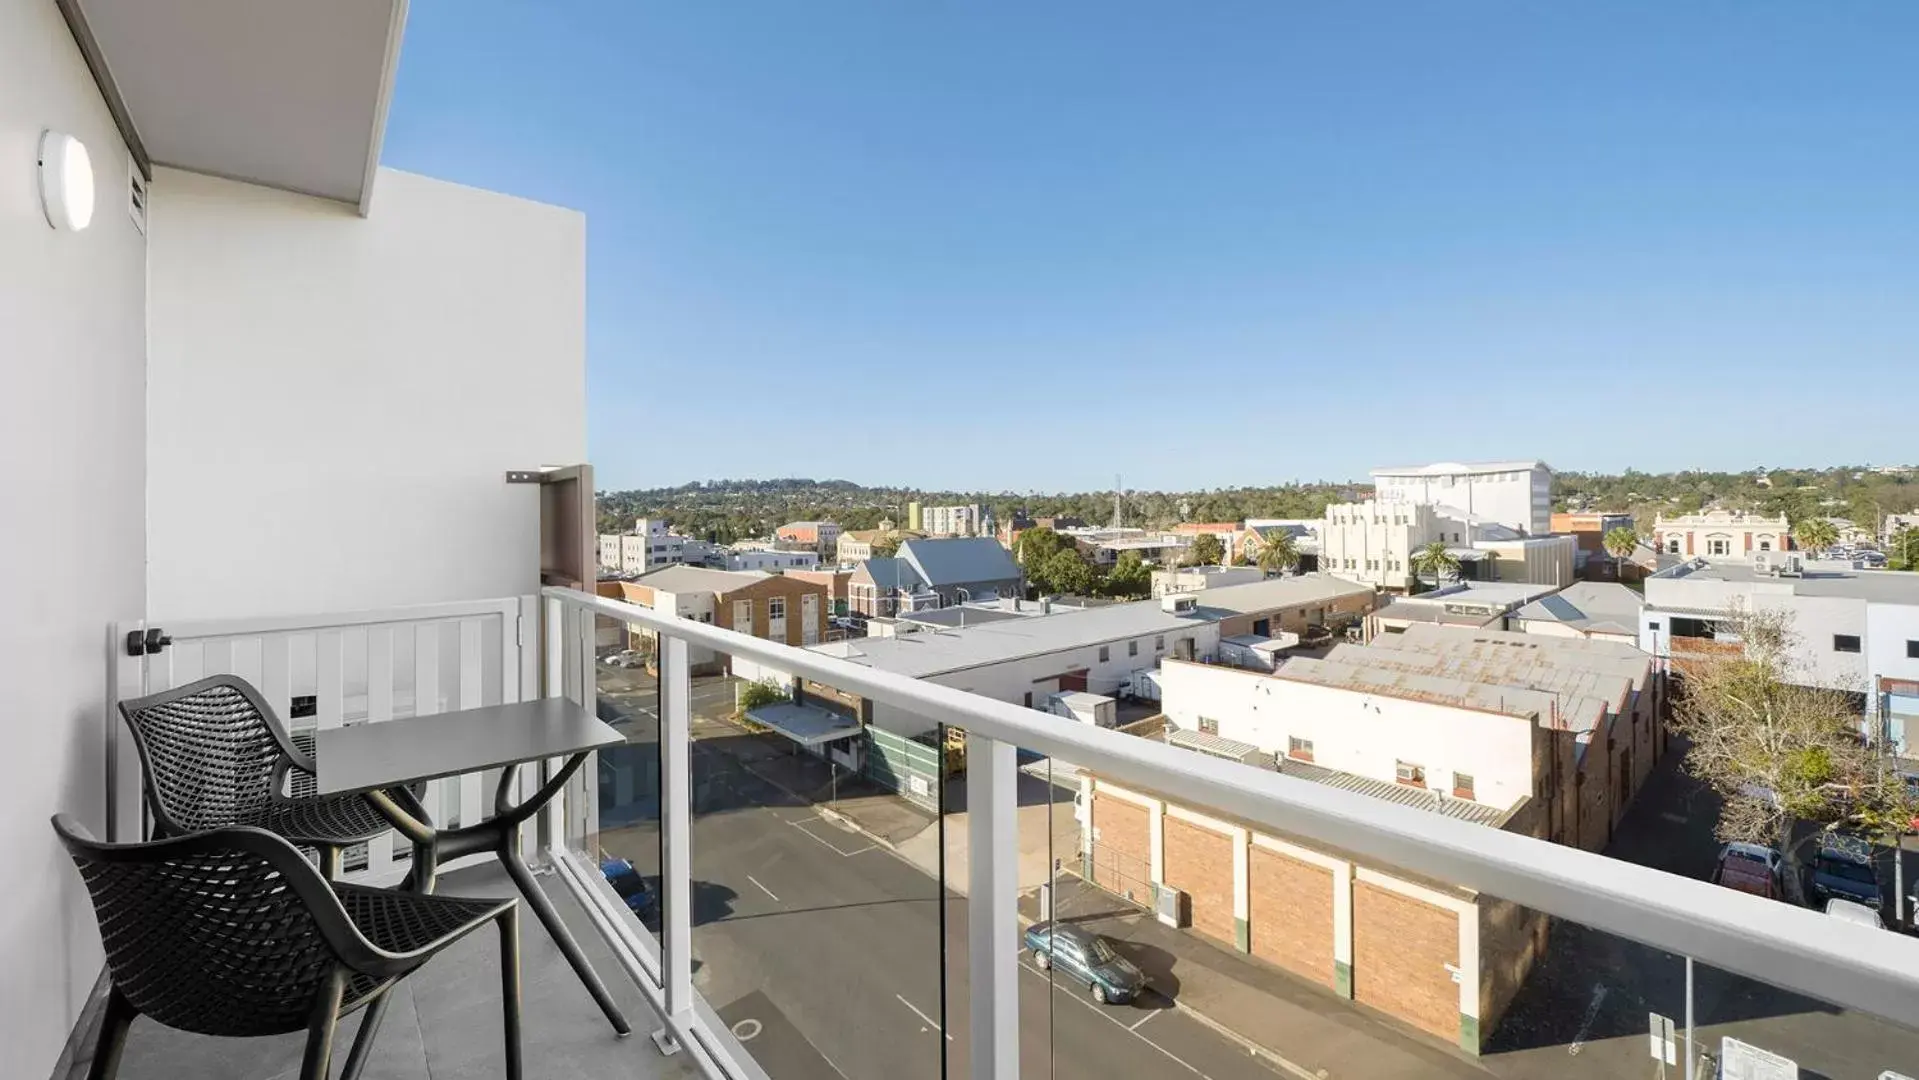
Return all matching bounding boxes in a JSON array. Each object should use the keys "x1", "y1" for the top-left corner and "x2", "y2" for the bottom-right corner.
[{"x1": 384, "y1": 3, "x2": 1918, "y2": 493}]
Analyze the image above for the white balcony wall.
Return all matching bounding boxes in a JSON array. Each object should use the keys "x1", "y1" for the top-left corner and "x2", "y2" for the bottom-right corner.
[
  {"x1": 146, "y1": 167, "x2": 586, "y2": 620},
  {"x1": 0, "y1": 2, "x2": 149, "y2": 1071}
]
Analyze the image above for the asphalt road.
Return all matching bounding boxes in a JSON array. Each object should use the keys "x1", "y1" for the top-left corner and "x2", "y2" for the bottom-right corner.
[{"x1": 596, "y1": 721, "x2": 1282, "y2": 1080}]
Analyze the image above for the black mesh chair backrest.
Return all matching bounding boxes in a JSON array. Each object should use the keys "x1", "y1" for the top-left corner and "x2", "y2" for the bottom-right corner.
[
  {"x1": 51, "y1": 814, "x2": 369, "y2": 1038},
  {"x1": 119, "y1": 675, "x2": 301, "y2": 834}
]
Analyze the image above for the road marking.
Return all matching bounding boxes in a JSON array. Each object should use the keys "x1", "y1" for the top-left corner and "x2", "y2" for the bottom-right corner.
[
  {"x1": 895, "y1": 993, "x2": 953, "y2": 1041},
  {"x1": 1660, "y1": 811, "x2": 1688, "y2": 824},
  {"x1": 1017, "y1": 961, "x2": 1212, "y2": 1078},
  {"x1": 1128, "y1": 1009, "x2": 1160, "y2": 1031},
  {"x1": 747, "y1": 874, "x2": 780, "y2": 902},
  {"x1": 785, "y1": 816, "x2": 876, "y2": 857},
  {"x1": 1567, "y1": 983, "x2": 1609, "y2": 1056}
]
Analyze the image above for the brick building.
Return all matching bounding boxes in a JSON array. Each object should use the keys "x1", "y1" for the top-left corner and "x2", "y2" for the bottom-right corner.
[
  {"x1": 617, "y1": 566, "x2": 828, "y2": 673},
  {"x1": 1082, "y1": 773, "x2": 1547, "y2": 1053},
  {"x1": 1078, "y1": 624, "x2": 1660, "y2": 1053}
]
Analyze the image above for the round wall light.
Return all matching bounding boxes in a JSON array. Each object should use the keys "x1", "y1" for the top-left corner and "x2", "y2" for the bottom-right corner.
[{"x1": 38, "y1": 130, "x2": 96, "y2": 232}]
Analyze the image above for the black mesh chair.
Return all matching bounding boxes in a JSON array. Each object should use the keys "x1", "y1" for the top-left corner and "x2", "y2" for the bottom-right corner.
[
  {"x1": 117, "y1": 674, "x2": 428, "y2": 878},
  {"x1": 54, "y1": 814, "x2": 521, "y2": 1080}
]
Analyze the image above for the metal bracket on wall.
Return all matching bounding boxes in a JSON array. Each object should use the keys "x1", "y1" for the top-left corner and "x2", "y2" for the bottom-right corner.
[
  {"x1": 124, "y1": 627, "x2": 171, "y2": 657},
  {"x1": 505, "y1": 470, "x2": 549, "y2": 484}
]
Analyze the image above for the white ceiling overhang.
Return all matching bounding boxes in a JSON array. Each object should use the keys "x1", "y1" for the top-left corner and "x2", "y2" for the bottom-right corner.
[{"x1": 59, "y1": 0, "x2": 407, "y2": 214}]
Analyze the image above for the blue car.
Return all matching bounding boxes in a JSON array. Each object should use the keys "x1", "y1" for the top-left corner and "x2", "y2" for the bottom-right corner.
[
  {"x1": 600, "y1": 857, "x2": 657, "y2": 920},
  {"x1": 1023, "y1": 921, "x2": 1148, "y2": 1005},
  {"x1": 1810, "y1": 834, "x2": 1880, "y2": 908}
]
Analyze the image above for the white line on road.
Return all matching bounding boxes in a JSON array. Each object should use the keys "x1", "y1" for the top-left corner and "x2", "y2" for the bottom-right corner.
[
  {"x1": 1128, "y1": 1009, "x2": 1160, "y2": 1031},
  {"x1": 784, "y1": 816, "x2": 876, "y2": 857},
  {"x1": 1018, "y1": 961, "x2": 1213, "y2": 1078},
  {"x1": 747, "y1": 874, "x2": 780, "y2": 902},
  {"x1": 895, "y1": 994, "x2": 953, "y2": 1041}
]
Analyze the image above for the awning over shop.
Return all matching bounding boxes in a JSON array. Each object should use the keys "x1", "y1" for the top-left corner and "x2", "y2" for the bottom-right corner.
[{"x1": 746, "y1": 702, "x2": 865, "y2": 747}]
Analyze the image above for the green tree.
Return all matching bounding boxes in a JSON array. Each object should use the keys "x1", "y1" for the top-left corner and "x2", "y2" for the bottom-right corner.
[
  {"x1": 1104, "y1": 550, "x2": 1152, "y2": 599},
  {"x1": 1409, "y1": 541, "x2": 1460, "y2": 592},
  {"x1": 1185, "y1": 533, "x2": 1226, "y2": 567},
  {"x1": 1793, "y1": 517, "x2": 1839, "y2": 553},
  {"x1": 1671, "y1": 605, "x2": 1889, "y2": 903},
  {"x1": 1602, "y1": 526, "x2": 1638, "y2": 581},
  {"x1": 1038, "y1": 549, "x2": 1096, "y2": 596},
  {"x1": 1889, "y1": 527, "x2": 1919, "y2": 572},
  {"x1": 1014, "y1": 526, "x2": 1066, "y2": 568},
  {"x1": 871, "y1": 534, "x2": 903, "y2": 558},
  {"x1": 1255, "y1": 532, "x2": 1299, "y2": 578}
]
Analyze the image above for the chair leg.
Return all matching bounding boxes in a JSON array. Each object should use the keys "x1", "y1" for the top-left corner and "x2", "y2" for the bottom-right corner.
[
  {"x1": 499, "y1": 904, "x2": 524, "y2": 1080},
  {"x1": 84, "y1": 987, "x2": 137, "y2": 1080},
  {"x1": 299, "y1": 968, "x2": 348, "y2": 1080},
  {"x1": 338, "y1": 988, "x2": 394, "y2": 1080},
  {"x1": 318, "y1": 844, "x2": 341, "y2": 881},
  {"x1": 499, "y1": 841, "x2": 631, "y2": 1035}
]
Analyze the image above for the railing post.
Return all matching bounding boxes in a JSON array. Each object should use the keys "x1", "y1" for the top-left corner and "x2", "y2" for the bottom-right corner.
[
  {"x1": 659, "y1": 633, "x2": 695, "y2": 1026},
  {"x1": 968, "y1": 732, "x2": 1019, "y2": 1080}
]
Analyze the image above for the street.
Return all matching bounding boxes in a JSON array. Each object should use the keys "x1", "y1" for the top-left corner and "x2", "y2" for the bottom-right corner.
[{"x1": 591, "y1": 665, "x2": 1282, "y2": 1080}]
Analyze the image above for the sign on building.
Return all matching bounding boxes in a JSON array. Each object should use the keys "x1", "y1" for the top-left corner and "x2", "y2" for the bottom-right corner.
[{"x1": 1721, "y1": 1037, "x2": 1796, "y2": 1080}]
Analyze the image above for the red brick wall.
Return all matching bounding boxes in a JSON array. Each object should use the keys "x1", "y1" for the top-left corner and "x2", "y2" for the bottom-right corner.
[
  {"x1": 1353, "y1": 882, "x2": 1460, "y2": 1042},
  {"x1": 1162, "y1": 817, "x2": 1235, "y2": 946},
  {"x1": 1248, "y1": 846, "x2": 1335, "y2": 988},
  {"x1": 1090, "y1": 795, "x2": 1152, "y2": 905}
]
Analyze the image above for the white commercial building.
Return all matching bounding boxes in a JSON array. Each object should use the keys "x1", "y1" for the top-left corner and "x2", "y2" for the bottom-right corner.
[
  {"x1": 1156, "y1": 659, "x2": 1538, "y2": 819},
  {"x1": 1643, "y1": 557, "x2": 1919, "y2": 753},
  {"x1": 920, "y1": 503, "x2": 984, "y2": 537},
  {"x1": 1318, "y1": 502, "x2": 1573, "y2": 592},
  {"x1": 1372, "y1": 461, "x2": 1554, "y2": 537},
  {"x1": 1651, "y1": 510, "x2": 1790, "y2": 559},
  {"x1": 598, "y1": 517, "x2": 684, "y2": 573},
  {"x1": 721, "y1": 548, "x2": 820, "y2": 572},
  {"x1": 809, "y1": 598, "x2": 1224, "y2": 738}
]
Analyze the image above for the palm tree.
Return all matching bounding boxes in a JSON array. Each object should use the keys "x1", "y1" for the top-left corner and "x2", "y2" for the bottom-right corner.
[
  {"x1": 1794, "y1": 517, "x2": 1839, "y2": 554},
  {"x1": 1409, "y1": 540, "x2": 1460, "y2": 592},
  {"x1": 1602, "y1": 525, "x2": 1638, "y2": 582},
  {"x1": 1255, "y1": 531, "x2": 1299, "y2": 578}
]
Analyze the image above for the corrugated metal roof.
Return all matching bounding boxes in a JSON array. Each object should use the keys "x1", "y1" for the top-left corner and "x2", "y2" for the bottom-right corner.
[
  {"x1": 635, "y1": 565, "x2": 769, "y2": 594},
  {"x1": 1192, "y1": 573, "x2": 1374, "y2": 615},
  {"x1": 898, "y1": 538, "x2": 1021, "y2": 588},
  {"x1": 1276, "y1": 757, "x2": 1508, "y2": 826},
  {"x1": 1167, "y1": 728, "x2": 1267, "y2": 763}
]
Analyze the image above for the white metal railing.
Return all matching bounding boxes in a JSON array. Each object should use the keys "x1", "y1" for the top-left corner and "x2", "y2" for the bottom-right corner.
[
  {"x1": 110, "y1": 597, "x2": 539, "y2": 882},
  {"x1": 540, "y1": 585, "x2": 1919, "y2": 1080}
]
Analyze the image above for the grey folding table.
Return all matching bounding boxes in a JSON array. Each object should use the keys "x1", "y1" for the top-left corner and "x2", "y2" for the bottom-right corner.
[{"x1": 313, "y1": 697, "x2": 631, "y2": 1036}]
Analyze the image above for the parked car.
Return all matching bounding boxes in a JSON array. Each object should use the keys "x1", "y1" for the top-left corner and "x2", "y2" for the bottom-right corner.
[
  {"x1": 600, "y1": 857, "x2": 657, "y2": 920},
  {"x1": 1711, "y1": 841, "x2": 1785, "y2": 900},
  {"x1": 1810, "y1": 833, "x2": 1881, "y2": 907},
  {"x1": 1023, "y1": 921, "x2": 1147, "y2": 1005},
  {"x1": 1824, "y1": 898, "x2": 1886, "y2": 930}
]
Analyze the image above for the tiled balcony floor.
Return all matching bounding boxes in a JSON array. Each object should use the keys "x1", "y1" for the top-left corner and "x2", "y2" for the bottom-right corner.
[{"x1": 110, "y1": 862, "x2": 701, "y2": 1080}]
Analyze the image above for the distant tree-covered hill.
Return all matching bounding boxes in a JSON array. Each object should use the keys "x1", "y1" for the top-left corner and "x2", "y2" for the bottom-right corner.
[
  {"x1": 595, "y1": 478, "x2": 1364, "y2": 543},
  {"x1": 596, "y1": 466, "x2": 1919, "y2": 543}
]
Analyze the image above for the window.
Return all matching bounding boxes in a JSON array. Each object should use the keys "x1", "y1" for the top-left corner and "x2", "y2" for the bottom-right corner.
[
  {"x1": 1708, "y1": 539, "x2": 1730, "y2": 556},
  {"x1": 1758, "y1": 540, "x2": 1771, "y2": 551},
  {"x1": 1288, "y1": 736, "x2": 1313, "y2": 761},
  {"x1": 768, "y1": 597, "x2": 786, "y2": 619},
  {"x1": 1908, "y1": 640, "x2": 1919, "y2": 659},
  {"x1": 1155, "y1": 635, "x2": 1165, "y2": 652},
  {"x1": 1395, "y1": 760, "x2": 1426, "y2": 786},
  {"x1": 1452, "y1": 772, "x2": 1475, "y2": 800},
  {"x1": 1198, "y1": 717, "x2": 1219, "y2": 735},
  {"x1": 1834, "y1": 634, "x2": 1861, "y2": 654},
  {"x1": 1098, "y1": 645, "x2": 1110, "y2": 662},
  {"x1": 1666, "y1": 538, "x2": 1681, "y2": 554},
  {"x1": 1128, "y1": 640, "x2": 1139, "y2": 657}
]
